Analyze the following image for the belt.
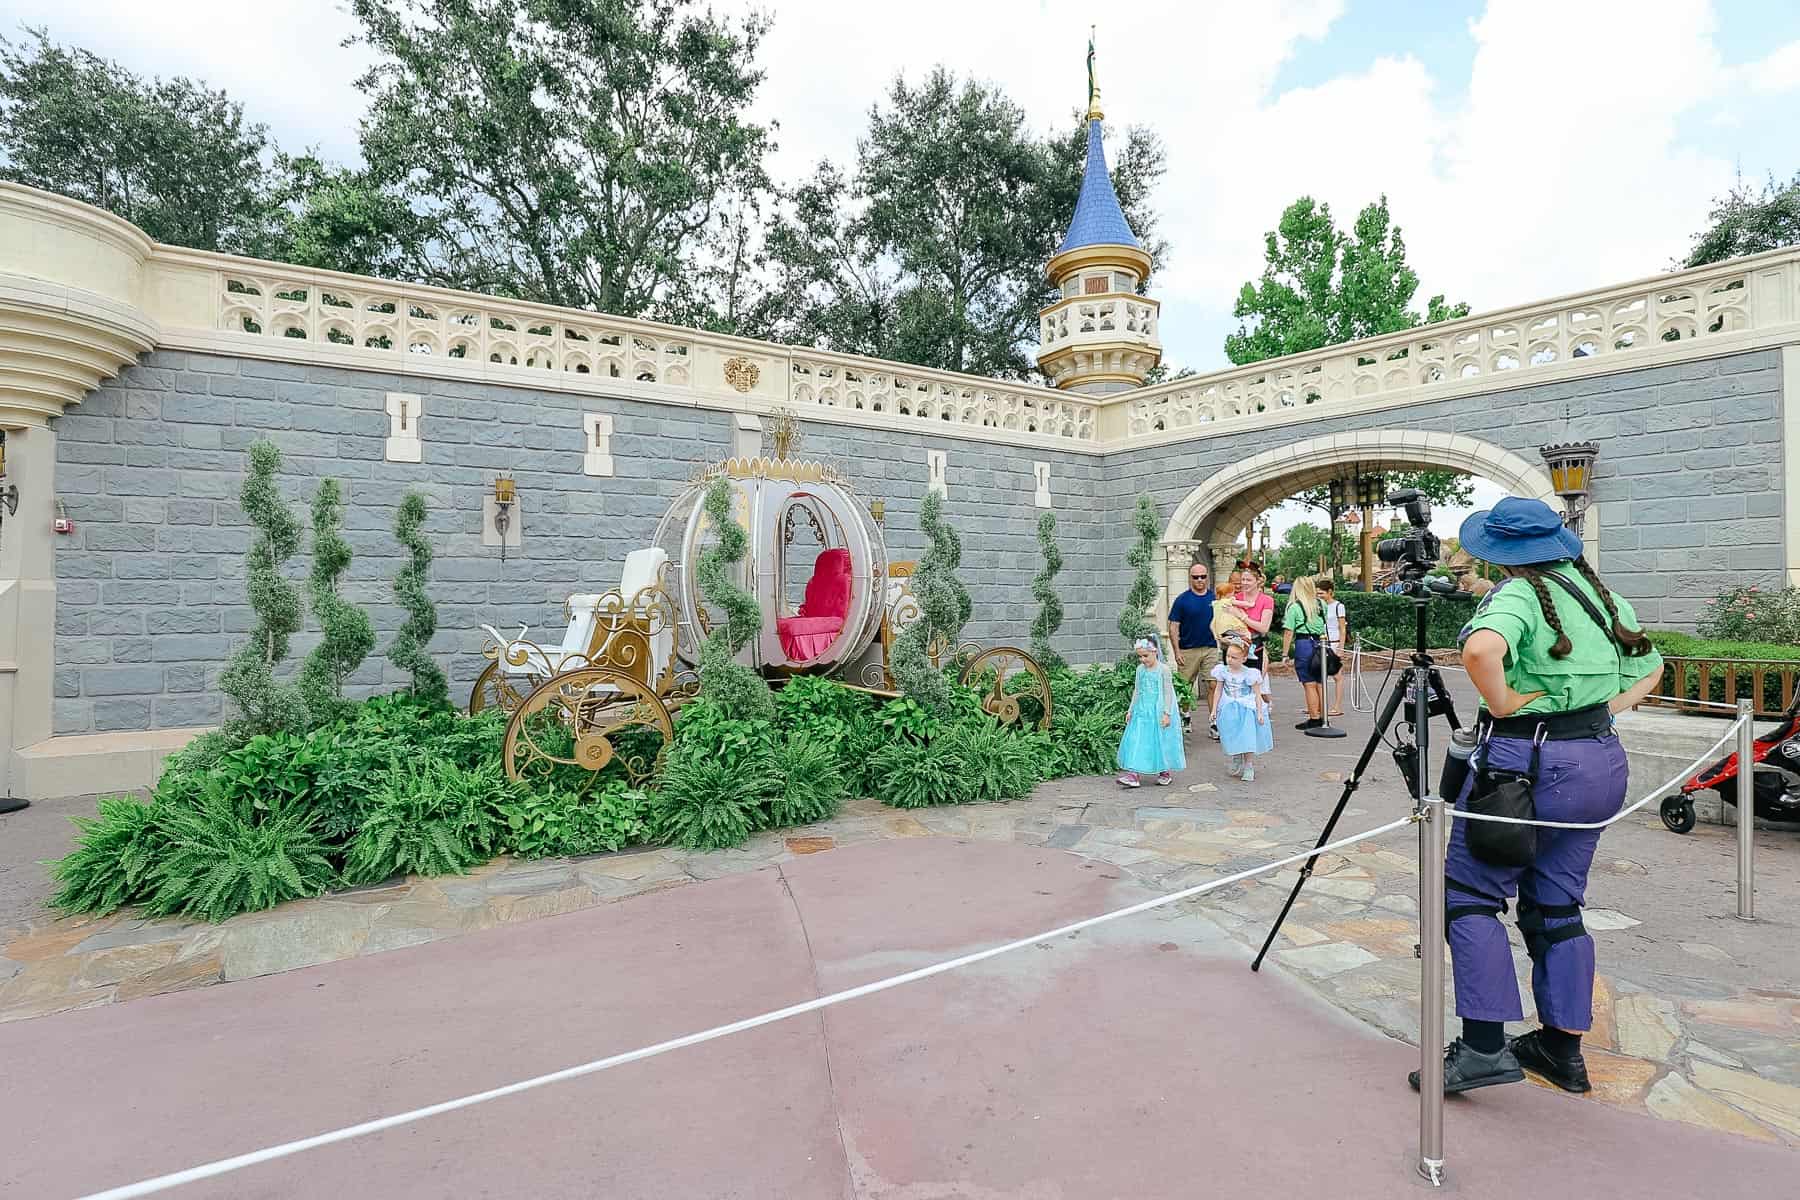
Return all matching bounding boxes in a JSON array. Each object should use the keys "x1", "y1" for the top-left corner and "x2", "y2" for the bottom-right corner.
[{"x1": 1481, "y1": 703, "x2": 1612, "y2": 742}]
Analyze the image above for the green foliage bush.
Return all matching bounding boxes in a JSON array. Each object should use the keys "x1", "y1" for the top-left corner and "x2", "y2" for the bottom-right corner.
[
  {"x1": 694, "y1": 475, "x2": 775, "y2": 720},
  {"x1": 893, "y1": 489, "x2": 969, "y2": 711},
  {"x1": 299, "y1": 478, "x2": 376, "y2": 724},
  {"x1": 218, "y1": 440, "x2": 310, "y2": 738},
  {"x1": 1647, "y1": 630, "x2": 1800, "y2": 709},
  {"x1": 143, "y1": 782, "x2": 337, "y2": 922},
  {"x1": 654, "y1": 741, "x2": 778, "y2": 849},
  {"x1": 494, "y1": 782, "x2": 652, "y2": 859},
  {"x1": 767, "y1": 735, "x2": 847, "y2": 828},
  {"x1": 1118, "y1": 495, "x2": 1160, "y2": 646},
  {"x1": 1337, "y1": 590, "x2": 1475, "y2": 650},
  {"x1": 1696, "y1": 584, "x2": 1800, "y2": 645},
  {"x1": 389, "y1": 491, "x2": 449, "y2": 706},
  {"x1": 940, "y1": 720, "x2": 1039, "y2": 804},
  {"x1": 1030, "y1": 511, "x2": 1066, "y2": 670},
  {"x1": 49, "y1": 796, "x2": 170, "y2": 917},
  {"x1": 341, "y1": 759, "x2": 511, "y2": 885},
  {"x1": 869, "y1": 737, "x2": 962, "y2": 808}
]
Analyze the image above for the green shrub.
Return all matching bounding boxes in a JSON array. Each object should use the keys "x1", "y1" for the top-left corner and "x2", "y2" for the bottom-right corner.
[
  {"x1": 340, "y1": 759, "x2": 510, "y2": 885},
  {"x1": 1647, "y1": 630, "x2": 1800, "y2": 708},
  {"x1": 1338, "y1": 590, "x2": 1475, "y2": 650},
  {"x1": 870, "y1": 738, "x2": 962, "y2": 808},
  {"x1": 389, "y1": 491, "x2": 449, "y2": 707},
  {"x1": 1696, "y1": 584, "x2": 1800, "y2": 645},
  {"x1": 1046, "y1": 707, "x2": 1124, "y2": 777},
  {"x1": 878, "y1": 696, "x2": 942, "y2": 745},
  {"x1": 942, "y1": 720, "x2": 1040, "y2": 803},
  {"x1": 674, "y1": 699, "x2": 780, "y2": 768},
  {"x1": 142, "y1": 782, "x2": 336, "y2": 922},
  {"x1": 495, "y1": 782, "x2": 653, "y2": 859},
  {"x1": 653, "y1": 742, "x2": 777, "y2": 849},
  {"x1": 694, "y1": 475, "x2": 775, "y2": 720},
  {"x1": 1119, "y1": 495, "x2": 1161, "y2": 645},
  {"x1": 893, "y1": 489, "x2": 970, "y2": 712},
  {"x1": 1031, "y1": 511, "x2": 1067, "y2": 671},
  {"x1": 299, "y1": 478, "x2": 375, "y2": 725},
  {"x1": 767, "y1": 735, "x2": 847, "y2": 828},
  {"x1": 49, "y1": 796, "x2": 170, "y2": 916},
  {"x1": 217, "y1": 440, "x2": 310, "y2": 738}
]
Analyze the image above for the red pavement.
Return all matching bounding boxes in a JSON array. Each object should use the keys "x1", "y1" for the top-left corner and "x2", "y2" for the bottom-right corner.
[{"x1": 3, "y1": 837, "x2": 1792, "y2": 1199}]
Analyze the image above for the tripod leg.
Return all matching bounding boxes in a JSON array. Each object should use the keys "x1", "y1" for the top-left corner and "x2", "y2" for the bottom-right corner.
[
  {"x1": 1425, "y1": 666, "x2": 1464, "y2": 732},
  {"x1": 1252, "y1": 674, "x2": 1413, "y2": 971}
]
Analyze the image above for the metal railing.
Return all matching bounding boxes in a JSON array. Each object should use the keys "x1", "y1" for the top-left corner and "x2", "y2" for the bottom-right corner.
[{"x1": 1644, "y1": 656, "x2": 1798, "y2": 718}]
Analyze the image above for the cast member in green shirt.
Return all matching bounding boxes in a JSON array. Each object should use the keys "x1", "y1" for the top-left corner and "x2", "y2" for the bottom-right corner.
[{"x1": 1281, "y1": 576, "x2": 1329, "y2": 730}]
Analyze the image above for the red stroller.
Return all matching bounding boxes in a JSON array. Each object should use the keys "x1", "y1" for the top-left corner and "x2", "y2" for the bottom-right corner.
[{"x1": 1660, "y1": 688, "x2": 1800, "y2": 834}]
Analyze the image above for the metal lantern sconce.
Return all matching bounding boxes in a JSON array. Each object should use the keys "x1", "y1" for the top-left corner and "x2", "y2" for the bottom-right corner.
[
  {"x1": 1327, "y1": 476, "x2": 1348, "y2": 517},
  {"x1": 869, "y1": 498, "x2": 885, "y2": 527},
  {"x1": 1540, "y1": 441, "x2": 1600, "y2": 534},
  {"x1": 1354, "y1": 472, "x2": 1384, "y2": 510},
  {"x1": 493, "y1": 474, "x2": 516, "y2": 563}
]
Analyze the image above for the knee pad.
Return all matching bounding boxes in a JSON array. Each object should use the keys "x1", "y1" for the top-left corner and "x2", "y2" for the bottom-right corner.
[
  {"x1": 1517, "y1": 900, "x2": 1585, "y2": 962},
  {"x1": 1444, "y1": 874, "x2": 1508, "y2": 943}
]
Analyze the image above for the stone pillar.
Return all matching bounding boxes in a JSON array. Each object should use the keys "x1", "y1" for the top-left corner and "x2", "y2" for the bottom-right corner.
[
  {"x1": 1359, "y1": 507, "x2": 1375, "y2": 589},
  {"x1": 1209, "y1": 541, "x2": 1242, "y2": 584},
  {"x1": 0, "y1": 423, "x2": 57, "y2": 797}
]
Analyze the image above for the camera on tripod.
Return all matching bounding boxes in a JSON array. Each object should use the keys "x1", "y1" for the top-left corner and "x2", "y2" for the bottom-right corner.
[{"x1": 1377, "y1": 488, "x2": 1454, "y2": 595}]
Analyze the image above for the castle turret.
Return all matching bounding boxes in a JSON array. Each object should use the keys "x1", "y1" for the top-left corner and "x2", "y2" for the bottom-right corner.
[{"x1": 1037, "y1": 42, "x2": 1162, "y2": 395}]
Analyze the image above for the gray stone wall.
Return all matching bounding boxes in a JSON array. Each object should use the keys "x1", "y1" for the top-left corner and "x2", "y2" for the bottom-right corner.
[
  {"x1": 1121, "y1": 349, "x2": 1790, "y2": 629},
  {"x1": 51, "y1": 352, "x2": 1107, "y2": 735}
]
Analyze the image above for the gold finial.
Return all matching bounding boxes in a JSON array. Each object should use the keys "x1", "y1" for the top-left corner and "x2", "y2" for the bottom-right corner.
[
  {"x1": 765, "y1": 406, "x2": 803, "y2": 461},
  {"x1": 1086, "y1": 27, "x2": 1104, "y2": 121}
]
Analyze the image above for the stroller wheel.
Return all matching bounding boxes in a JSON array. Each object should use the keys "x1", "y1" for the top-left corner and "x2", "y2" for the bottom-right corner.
[{"x1": 1660, "y1": 796, "x2": 1696, "y2": 835}]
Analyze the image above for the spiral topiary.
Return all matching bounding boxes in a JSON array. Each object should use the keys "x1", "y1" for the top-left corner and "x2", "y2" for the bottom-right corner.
[
  {"x1": 218, "y1": 440, "x2": 309, "y2": 738},
  {"x1": 893, "y1": 489, "x2": 969, "y2": 712},
  {"x1": 388, "y1": 491, "x2": 449, "y2": 707},
  {"x1": 694, "y1": 475, "x2": 774, "y2": 720},
  {"x1": 1030, "y1": 510, "x2": 1066, "y2": 670},
  {"x1": 1118, "y1": 494, "x2": 1161, "y2": 648},
  {"x1": 299, "y1": 479, "x2": 376, "y2": 724}
]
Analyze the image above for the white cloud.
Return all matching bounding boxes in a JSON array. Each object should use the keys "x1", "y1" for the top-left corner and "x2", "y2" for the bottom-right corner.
[{"x1": 1739, "y1": 38, "x2": 1800, "y2": 94}]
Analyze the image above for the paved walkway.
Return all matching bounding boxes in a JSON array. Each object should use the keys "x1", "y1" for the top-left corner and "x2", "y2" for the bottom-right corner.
[
  {"x1": 5, "y1": 690, "x2": 1799, "y2": 1154},
  {"x1": 3, "y1": 838, "x2": 1794, "y2": 1199}
]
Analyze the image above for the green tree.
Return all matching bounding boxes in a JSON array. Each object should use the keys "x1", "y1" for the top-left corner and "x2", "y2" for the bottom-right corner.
[
  {"x1": 1683, "y1": 170, "x2": 1800, "y2": 267},
  {"x1": 1284, "y1": 469, "x2": 1474, "y2": 579},
  {"x1": 389, "y1": 491, "x2": 448, "y2": 706},
  {"x1": 347, "y1": 0, "x2": 773, "y2": 316},
  {"x1": 1030, "y1": 511, "x2": 1066, "y2": 670},
  {"x1": 258, "y1": 152, "x2": 433, "y2": 279},
  {"x1": 299, "y1": 479, "x2": 376, "y2": 724},
  {"x1": 1225, "y1": 195, "x2": 1468, "y2": 365},
  {"x1": 0, "y1": 28, "x2": 279, "y2": 253},
  {"x1": 693, "y1": 476, "x2": 773, "y2": 720},
  {"x1": 892, "y1": 490, "x2": 969, "y2": 711},
  {"x1": 1118, "y1": 496, "x2": 1160, "y2": 647},
  {"x1": 1268, "y1": 522, "x2": 1332, "y2": 583},
  {"x1": 218, "y1": 442, "x2": 309, "y2": 738},
  {"x1": 762, "y1": 69, "x2": 1166, "y2": 377}
]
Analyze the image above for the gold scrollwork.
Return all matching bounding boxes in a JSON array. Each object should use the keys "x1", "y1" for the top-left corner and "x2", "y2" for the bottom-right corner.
[
  {"x1": 468, "y1": 661, "x2": 539, "y2": 716},
  {"x1": 502, "y1": 668, "x2": 674, "y2": 787},
  {"x1": 723, "y1": 355, "x2": 761, "y2": 393},
  {"x1": 958, "y1": 646, "x2": 1054, "y2": 731}
]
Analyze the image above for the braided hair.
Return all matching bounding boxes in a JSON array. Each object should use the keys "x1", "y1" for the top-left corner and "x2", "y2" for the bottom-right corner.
[
  {"x1": 1512, "y1": 567, "x2": 1574, "y2": 658},
  {"x1": 1573, "y1": 555, "x2": 1654, "y2": 657}
]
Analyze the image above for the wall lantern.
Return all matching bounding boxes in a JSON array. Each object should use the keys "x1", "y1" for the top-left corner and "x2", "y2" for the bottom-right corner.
[
  {"x1": 1327, "y1": 476, "x2": 1348, "y2": 516},
  {"x1": 1539, "y1": 441, "x2": 1600, "y2": 534},
  {"x1": 1354, "y1": 472, "x2": 1385, "y2": 510},
  {"x1": 868, "y1": 498, "x2": 885, "y2": 527},
  {"x1": 493, "y1": 474, "x2": 517, "y2": 563}
]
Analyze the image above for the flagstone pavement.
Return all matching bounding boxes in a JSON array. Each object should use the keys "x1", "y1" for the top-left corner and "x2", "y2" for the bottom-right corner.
[{"x1": 4, "y1": 709, "x2": 1799, "y2": 1150}]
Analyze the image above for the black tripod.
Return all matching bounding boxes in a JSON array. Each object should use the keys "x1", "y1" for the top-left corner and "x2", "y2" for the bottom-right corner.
[{"x1": 1251, "y1": 591, "x2": 1463, "y2": 972}]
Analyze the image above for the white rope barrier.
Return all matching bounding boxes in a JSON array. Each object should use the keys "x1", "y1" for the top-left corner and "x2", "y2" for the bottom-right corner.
[
  {"x1": 1446, "y1": 717, "x2": 1744, "y2": 831},
  {"x1": 76, "y1": 814, "x2": 1419, "y2": 1200},
  {"x1": 1642, "y1": 695, "x2": 1742, "y2": 711}
]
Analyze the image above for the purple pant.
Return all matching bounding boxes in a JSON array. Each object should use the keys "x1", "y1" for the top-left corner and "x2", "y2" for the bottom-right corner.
[{"x1": 1443, "y1": 731, "x2": 1628, "y2": 1031}]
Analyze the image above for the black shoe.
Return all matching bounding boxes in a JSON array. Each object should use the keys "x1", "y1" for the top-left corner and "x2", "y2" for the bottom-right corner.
[
  {"x1": 1294, "y1": 718, "x2": 1322, "y2": 731},
  {"x1": 1510, "y1": 1030, "x2": 1592, "y2": 1094},
  {"x1": 1407, "y1": 1039, "x2": 1525, "y2": 1094},
  {"x1": 1207, "y1": 723, "x2": 1220, "y2": 741}
]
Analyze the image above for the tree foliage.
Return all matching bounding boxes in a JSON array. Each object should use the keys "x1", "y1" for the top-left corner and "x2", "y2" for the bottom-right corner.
[
  {"x1": 218, "y1": 441, "x2": 309, "y2": 738},
  {"x1": 1118, "y1": 496, "x2": 1160, "y2": 646},
  {"x1": 389, "y1": 491, "x2": 448, "y2": 707},
  {"x1": 1225, "y1": 195, "x2": 1468, "y2": 365},
  {"x1": 893, "y1": 490, "x2": 970, "y2": 711},
  {"x1": 1030, "y1": 511, "x2": 1066, "y2": 671},
  {"x1": 346, "y1": 0, "x2": 773, "y2": 316},
  {"x1": 1683, "y1": 170, "x2": 1800, "y2": 267},
  {"x1": 0, "y1": 28, "x2": 278, "y2": 253},
  {"x1": 760, "y1": 68, "x2": 1166, "y2": 377},
  {"x1": 1267, "y1": 522, "x2": 1332, "y2": 583},
  {"x1": 693, "y1": 476, "x2": 774, "y2": 720},
  {"x1": 299, "y1": 479, "x2": 376, "y2": 725}
]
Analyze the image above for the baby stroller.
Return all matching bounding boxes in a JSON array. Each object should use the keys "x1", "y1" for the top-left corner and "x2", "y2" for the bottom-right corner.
[{"x1": 1659, "y1": 688, "x2": 1800, "y2": 834}]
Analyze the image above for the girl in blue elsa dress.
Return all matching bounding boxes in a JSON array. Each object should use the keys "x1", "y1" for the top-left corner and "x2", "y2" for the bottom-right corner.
[{"x1": 1117, "y1": 638, "x2": 1186, "y2": 788}]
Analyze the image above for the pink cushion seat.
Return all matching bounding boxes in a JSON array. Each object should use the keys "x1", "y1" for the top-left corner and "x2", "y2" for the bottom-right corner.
[{"x1": 777, "y1": 548, "x2": 851, "y2": 662}]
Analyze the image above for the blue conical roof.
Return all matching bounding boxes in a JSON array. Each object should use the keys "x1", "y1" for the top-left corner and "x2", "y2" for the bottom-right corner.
[{"x1": 1056, "y1": 118, "x2": 1140, "y2": 256}]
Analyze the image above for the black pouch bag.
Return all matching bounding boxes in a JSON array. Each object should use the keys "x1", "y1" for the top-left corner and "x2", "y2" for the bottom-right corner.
[{"x1": 1465, "y1": 733, "x2": 1542, "y2": 868}]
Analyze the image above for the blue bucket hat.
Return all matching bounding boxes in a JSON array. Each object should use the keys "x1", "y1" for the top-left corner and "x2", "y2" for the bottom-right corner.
[{"x1": 1457, "y1": 497, "x2": 1583, "y2": 566}]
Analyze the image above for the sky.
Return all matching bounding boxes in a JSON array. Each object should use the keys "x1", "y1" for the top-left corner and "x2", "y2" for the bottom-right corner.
[{"x1": 7, "y1": 0, "x2": 1797, "y2": 538}]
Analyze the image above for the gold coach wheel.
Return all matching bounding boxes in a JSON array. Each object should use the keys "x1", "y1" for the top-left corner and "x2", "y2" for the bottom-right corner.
[
  {"x1": 501, "y1": 667, "x2": 675, "y2": 787},
  {"x1": 958, "y1": 646, "x2": 1054, "y2": 731}
]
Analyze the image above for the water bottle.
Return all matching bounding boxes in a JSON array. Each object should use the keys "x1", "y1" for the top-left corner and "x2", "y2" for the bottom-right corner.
[{"x1": 1438, "y1": 727, "x2": 1478, "y2": 803}]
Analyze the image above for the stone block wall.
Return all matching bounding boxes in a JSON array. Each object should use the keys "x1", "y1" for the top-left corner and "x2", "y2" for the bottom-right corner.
[{"x1": 51, "y1": 352, "x2": 1109, "y2": 735}]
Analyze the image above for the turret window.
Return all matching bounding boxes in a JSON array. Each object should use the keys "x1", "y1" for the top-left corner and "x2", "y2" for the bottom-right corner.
[
  {"x1": 1113, "y1": 272, "x2": 1136, "y2": 293},
  {"x1": 1083, "y1": 276, "x2": 1108, "y2": 295}
]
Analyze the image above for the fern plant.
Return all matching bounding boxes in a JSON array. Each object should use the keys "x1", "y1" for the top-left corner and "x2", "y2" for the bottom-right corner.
[
  {"x1": 870, "y1": 738, "x2": 963, "y2": 808},
  {"x1": 654, "y1": 741, "x2": 778, "y2": 849},
  {"x1": 299, "y1": 478, "x2": 375, "y2": 724},
  {"x1": 766, "y1": 734, "x2": 846, "y2": 828},
  {"x1": 49, "y1": 796, "x2": 170, "y2": 915},
  {"x1": 693, "y1": 475, "x2": 775, "y2": 719},
  {"x1": 942, "y1": 720, "x2": 1040, "y2": 803},
  {"x1": 389, "y1": 491, "x2": 449, "y2": 707},
  {"x1": 141, "y1": 782, "x2": 336, "y2": 923},
  {"x1": 1030, "y1": 511, "x2": 1066, "y2": 670},
  {"x1": 218, "y1": 439, "x2": 309, "y2": 738},
  {"x1": 340, "y1": 759, "x2": 508, "y2": 885},
  {"x1": 1119, "y1": 495, "x2": 1162, "y2": 646}
]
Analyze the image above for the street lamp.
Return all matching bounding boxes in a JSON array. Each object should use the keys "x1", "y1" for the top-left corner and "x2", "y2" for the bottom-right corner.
[
  {"x1": 1258, "y1": 517, "x2": 1272, "y2": 560},
  {"x1": 1539, "y1": 441, "x2": 1600, "y2": 534}
]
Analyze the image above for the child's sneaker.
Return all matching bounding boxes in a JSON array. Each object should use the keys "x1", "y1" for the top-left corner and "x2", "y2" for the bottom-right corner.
[
  {"x1": 1242, "y1": 764, "x2": 1256, "y2": 783},
  {"x1": 1226, "y1": 757, "x2": 1243, "y2": 778},
  {"x1": 1155, "y1": 771, "x2": 1174, "y2": 786},
  {"x1": 1116, "y1": 772, "x2": 1142, "y2": 789}
]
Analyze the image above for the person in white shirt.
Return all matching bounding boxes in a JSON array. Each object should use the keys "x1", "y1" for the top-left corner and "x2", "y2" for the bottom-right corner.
[{"x1": 1318, "y1": 578, "x2": 1347, "y2": 717}]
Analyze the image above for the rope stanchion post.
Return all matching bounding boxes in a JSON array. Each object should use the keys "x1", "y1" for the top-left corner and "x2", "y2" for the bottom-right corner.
[
  {"x1": 1737, "y1": 698, "x2": 1756, "y2": 921},
  {"x1": 1415, "y1": 677, "x2": 1447, "y2": 1186}
]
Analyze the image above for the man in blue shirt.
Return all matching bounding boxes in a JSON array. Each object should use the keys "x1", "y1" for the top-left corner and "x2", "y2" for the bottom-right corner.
[{"x1": 1167, "y1": 562, "x2": 1220, "y2": 739}]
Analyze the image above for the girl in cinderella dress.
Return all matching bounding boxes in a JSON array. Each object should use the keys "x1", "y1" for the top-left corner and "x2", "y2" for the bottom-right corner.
[
  {"x1": 1209, "y1": 634, "x2": 1273, "y2": 781},
  {"x1": 1116, "y1": 638, "x2": 1186, "y2": 788}
]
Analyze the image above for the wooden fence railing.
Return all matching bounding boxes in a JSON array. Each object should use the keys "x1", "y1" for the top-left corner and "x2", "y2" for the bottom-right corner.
[{"x1": 1645, "y1": 657, "x2": 1799, "y2": 717}]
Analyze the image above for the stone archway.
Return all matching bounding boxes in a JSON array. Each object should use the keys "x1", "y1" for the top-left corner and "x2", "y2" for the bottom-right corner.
[{"x1": 1158, "y1": 429, "x2": 1594, "y2": 593}]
